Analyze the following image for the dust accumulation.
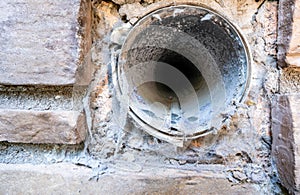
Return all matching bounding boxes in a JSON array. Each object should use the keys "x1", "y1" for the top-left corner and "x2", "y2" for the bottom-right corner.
[{"x1": 0, "y1": 0, "x2": 289, "y2": 194}]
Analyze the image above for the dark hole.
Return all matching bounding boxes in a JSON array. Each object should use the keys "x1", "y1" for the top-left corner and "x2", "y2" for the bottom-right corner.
[{"x1": 154, "y1": 49, "x2": 205, "y2": 100}]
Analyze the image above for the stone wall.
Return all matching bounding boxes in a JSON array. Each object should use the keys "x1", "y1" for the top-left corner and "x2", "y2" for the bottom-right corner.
[
  {"x1": 0, "y1": 0, "x2": 299, "y2": 194},
  {"x1": 0, "y1": 0, "x2": 92, "y2": 145},
  {"x1": 272, "y1": 0, "x2": 300, "y2": 193}
]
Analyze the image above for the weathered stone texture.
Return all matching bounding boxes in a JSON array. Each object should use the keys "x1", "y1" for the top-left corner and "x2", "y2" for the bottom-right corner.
[
  {"x1": 0, "y1": 163, "x2": 261, "y2": 194},
  {"x1": 278, "y1": 0, "x2": 300, "y2": 67},
  {"x1": 272, "y1": 95, "x2": 300, "y2": 193},
  {"x1": 280, "y1": 67, "x2": 300, "y2": 93},
  {"x1": 0, "y1": 0, "x2": 92, "y2": 85},
  {"x1": 118, "y1": 0, "x2": 264, "y2": 32},
  {"x1": 92, "y1": 1, "x2": 119, "y2": 40},
  {"x1": 0, "y1": 110, "x2": 87, "y2": 144}
]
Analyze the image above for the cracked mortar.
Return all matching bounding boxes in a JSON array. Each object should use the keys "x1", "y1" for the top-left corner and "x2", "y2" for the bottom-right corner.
[
  {"x1": 85, "y1": 0, "x2": 281, "y2": 192},
  {"x1": 0, "y1": 0, "x2": 286, "y2": 194}
]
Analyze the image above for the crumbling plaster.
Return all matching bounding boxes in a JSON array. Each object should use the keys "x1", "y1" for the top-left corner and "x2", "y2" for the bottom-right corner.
[{"x1": 0, "y1": 0, "x2": 289, "y2": 193}]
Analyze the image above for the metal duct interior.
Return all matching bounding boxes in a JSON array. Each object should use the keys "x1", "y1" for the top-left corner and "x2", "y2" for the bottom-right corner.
[{"x1": 118, "y1": 5, "x2": 249, "y2": 144}]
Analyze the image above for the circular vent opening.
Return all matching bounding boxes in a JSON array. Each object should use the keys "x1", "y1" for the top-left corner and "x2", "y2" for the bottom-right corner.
[{"x1": 117, "y1": 5, "x2": 250, "y2": 146}]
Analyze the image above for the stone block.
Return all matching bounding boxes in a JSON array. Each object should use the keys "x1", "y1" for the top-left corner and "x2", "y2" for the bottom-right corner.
[
  {"x1": 0, "y1": 110, "x2": 87, "y2": 144},
  {"x1": 0, "y1": 163, "x2": 261, "y2": 194},
  {"x1": 278, "y1": 0, "x2": 300, "y2": 67},
  {"x1": 0, "y1": 0, "x2": 92, "y2": 85},
  {"x1": 272, "y1": 94, "x2": 300, "y2": 193}
]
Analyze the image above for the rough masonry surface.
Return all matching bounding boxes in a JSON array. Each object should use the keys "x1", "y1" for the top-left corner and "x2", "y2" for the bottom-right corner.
[
  {"x1": 0, "y1": 163, "x2": 261, "y2": 194},
  {"x1": 0, "y1": 0, "x2": 91, "y2": 85},
  {"x1": 272, "y1": 94, "x2": 300, "y2": 193},
  {"x1": 278, "y1": 0, "x2": 300, "y2": 67},
  {"x1": 0, "y1": 110, "x2": 87, "y2": 144}
]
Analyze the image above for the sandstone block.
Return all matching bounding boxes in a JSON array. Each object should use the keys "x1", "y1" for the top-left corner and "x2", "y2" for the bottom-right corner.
[
  {"x1": 0, "y1": 110, "x2": 87, "y2": 144},
  {"x1": 0, "y1": 163, "x2": 261, "y2": 194},
  {"x1": 278, "y1": 0, "x2": 300, "y2": 67},
  {"x1": 0, "y1": 0, "x2": 92, "y2": 85},
  {"x1": 272, "y1": 94, "x2": 300, "y2": 193}
]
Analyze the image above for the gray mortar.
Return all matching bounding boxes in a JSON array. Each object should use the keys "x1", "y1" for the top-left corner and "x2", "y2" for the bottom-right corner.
[
  {"x1": 0, "y1": 86, "x2": 73, "y2": 111},
  {"x1": 0, "y1": 1, "x2": 285, "y2": 193},
  {"x1": 0, "y1": 85, "x2": 87, "y2": 111},
  {"x1": 0, "y1": 142, "x2": 85, "y2": 165},
  {"x1": 86, "y1": 1, "x2": 280, "y2": 193}
]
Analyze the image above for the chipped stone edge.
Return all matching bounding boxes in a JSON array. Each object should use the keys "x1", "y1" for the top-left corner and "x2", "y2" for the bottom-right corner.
[
  {"x1": 277, "y1": 0, "x2": 296, "y2": 68},
  {"x1": 0, "y1": 163, "x2": 261, "y2": 194},
  {"x1": 0, "y1": 109, "x2": 87, "y2": 144},
  {"x1": 271, "y1": 94, "x2": 300, "y2": 193},
  {"x1": 75, "y1": 0, "x2": 94, "y2": 86}
]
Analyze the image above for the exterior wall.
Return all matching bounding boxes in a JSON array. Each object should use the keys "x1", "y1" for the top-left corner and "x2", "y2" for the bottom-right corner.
[
  {"x1": 0, "y1": 0, "x2": 92, "y2": 144},
  {"x1": 0, "y1": 0, "x2": 298, "y2": 194},
  {"x1": 89, "y1": 0, "x2": 277, "y2": 191}
]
